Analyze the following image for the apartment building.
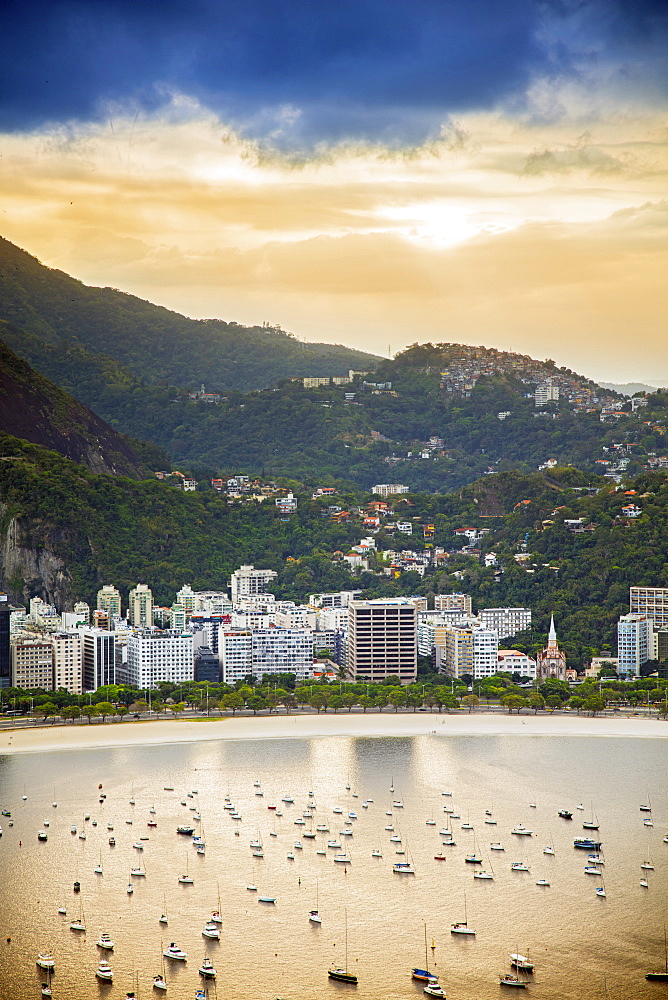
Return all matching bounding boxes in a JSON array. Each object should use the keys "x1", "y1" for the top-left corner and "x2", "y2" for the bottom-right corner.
[
  {"x1": 478, "y1": 607, "x2": 531, "y2": 638},
  {"x1": 434, "y1": 593, "x2": 472, "y2": 614},
  {"x1": 434, "y1": 623, "x2": 499, "y2": 679},
  {"x1": 11, "y1": 638, "x2": 54, "y2": 690},
  {"x1": 230, "y1": 565, "x2": 278, "y2": 603},
  {"x1": 371, "y1": 484, "x2": 409, "y2": 497},
  {"x1": 96, "y1": 585, "x2": 122, "y2": 619},
  {"x1": 617, "y1": 614, "x2": 654, "y2": 677},
  {"x1": 128, "y1": 584, "x2": 154, "y2": 628},
  {"x1": 347, "y1": 599, "x2": 417, "y2": 684},
  {"x1": 51, "y1": 631, "x2": 83, "y2": 694},
  {"x1": 126, "y1": 631, "x2": 194, "y2": 688},
  {"x1": 81, "y1": 628, "x2": 116, "y2": 691},
  {"x1": 630, "y1": 587, "x2": 668, "y2": 629},
  {"x1": 219, "y1": 628, "x2": 313, "y2": 685}
]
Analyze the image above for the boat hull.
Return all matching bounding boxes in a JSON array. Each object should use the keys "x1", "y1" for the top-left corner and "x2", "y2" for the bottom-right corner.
[{"x1": 329, "y1": 970, "x2": 358, "y2": 984}]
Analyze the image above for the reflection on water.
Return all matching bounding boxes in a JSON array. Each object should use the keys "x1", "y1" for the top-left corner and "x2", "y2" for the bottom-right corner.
[{"x1": 0, "y1": 733, "x2": 666, "y2": 1000}]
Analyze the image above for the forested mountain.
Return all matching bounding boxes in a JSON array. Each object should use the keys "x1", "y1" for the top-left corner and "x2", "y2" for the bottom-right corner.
[
  {"x1": 0, "y1": 337, "x2": 146, "y2": 476},
  {"x1": 0, "y1": 236, "x2": 380, "y2": 391},
  {"x1": 1, "y1": 433, "x2": 667, "y2": 668}
]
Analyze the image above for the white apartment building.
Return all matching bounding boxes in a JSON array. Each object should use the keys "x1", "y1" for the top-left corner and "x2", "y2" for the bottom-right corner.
[
  {"x1": 434, "y1": 593, "x2": 472, "y2": 614},
  {"x1": 497, "y1": 649, "x2": 537, "y2": 679},
  {"x1": 219, "y1": 628, "x2": 313, "y2": 684},
  {"x1": 371, "y1": 484, "x2": 409, "y2": 497},
  {"x1": 630, "y1": 587, "x2": 668, "y2": 629},
  {"x1": 170, "y1": 604, "x2": 187, "y2": 630},
  {"x1": 11, "y1": 638, "x2": 54, "y2": 690},
  {"x1": 176, "y1": 584, "x2": 198, "y2": 614},
  {"x1": 51, "y1": 632, "x2": 83, "y2": 694},
  {"x1": 126, "y1": 631, "x2": 194, "y2": 688},
  {"x1": 230, "y1": 611, "x2": 275, "y2": 631},
  {"x1": 417, "y1": 614, "x2": 476, "y2": 655},
  {"x1": 194, "y1": 591, "x2": 232, "y2": 615},
  {"x1": 316, "y1": 606, "x2": 350, "y2": 631},
  {"x1": 617, "y1": 614, "x2": 654, "y2": 677},
  {"x1": 275, "y1": 607, "x2": 315, "y2": 629},
  {"x1": 230, "y1": 565, "x2": 278, "y2": 603},
  {"x1": 534, "y1": 383, "x2": 560, "y2": 406},
  {"x1": 81, "y1": 628, "x2": 116, "y2": 691},
  {"x1": 128, "y1": 584, "x2": 154, "y2": 628},
  {"x1": 478, "y1": 607, "x2": 531, "y2": 638},
  {"x1": 309, "y1": 591, "x2": 362, "y2": 609},
  {"x1": 96, "y1": 585, "x2": 122, "y2": 619},
  {"x1": 347, "y1": 599, "x2": 417, "y2": 684}
]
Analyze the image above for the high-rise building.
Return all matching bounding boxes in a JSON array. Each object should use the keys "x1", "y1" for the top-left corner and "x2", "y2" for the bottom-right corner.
[
  {"x1": 534, "y1": 383, "x2": 559, "y2": 406},
  {"x1": 128, "y1": 584, "x2": 154, "y2": 628},
  {"x1": 126, "y1": 631, "x2": 194, "y2": 688},
  {"x1": 434, "y1": 622, "x2": 499, "y2": 679},
  {"x1": 347, "y1": 599, "x2": 417, "y2": 684},
  {"x1": 194, "y1": 646, "x2": 221, "y2": 683},
  {"x1": 51, "y1": 632, "x2": 83, "y2": 694},
  {"x1": 617, "y1": 614, "x2": 654, "y2": 677},
  {"x1": 630, "y1": 587, "x2": 668, "y2": 629},
  {"x1": 0, "y1": 593, "x2": 10, "y2": 688},
  {"x1": 73, "y1": 601, "x2": 90, "y2": 624},
  {"x1": 176, "y1": 584, "x2": 198, "y2": 614},
  {"x1": 477, "y1": 608, "x2": 531, "y2": 638},
  {"x1": 434, "y1": 593, "x2": 472, "y2": 614},
  {"x1": 219, "y1": 628, "x2": 314, "y2": 685},
  {"x1": 11, "y1": 638, "x2": 54, "y2": 690},
  {"x1": 81, "y1": 628, "x2": 116, "y2": 691},
  {"x1": 230, "y1": 565, "x2": 278, "y2": 603},
  {"x1": 170, "y1": 604, "x2": 187, "y2": 630},
  {"x1": 96, "y1": 585, "x2": 122, "y2": 619}
]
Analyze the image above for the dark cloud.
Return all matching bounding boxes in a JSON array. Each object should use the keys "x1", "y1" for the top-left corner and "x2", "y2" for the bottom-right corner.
[{"x1": 0, "y1": 0, "x2": 666, "y2": 142}]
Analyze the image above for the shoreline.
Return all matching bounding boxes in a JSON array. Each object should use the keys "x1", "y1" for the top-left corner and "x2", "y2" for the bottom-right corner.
[{"x1": 1, "y1": 711, "x2": 666, "y2": 754}]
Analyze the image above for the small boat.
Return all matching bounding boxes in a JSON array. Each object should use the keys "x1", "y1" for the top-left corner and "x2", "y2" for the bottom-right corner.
[
  {"x1": 543, "y1": 846, "x2": 555, "y2": 856},
  {"x1": 639, "y1": 803, "x2": 652, "y2": 812},
  {"x1": 584, "y1": 866, "x2": 601, "y2": 875},
  {"x1": 127, "y1": 884, "x2": 134, "y2": 894},
  {"x1": 490, "y1": 843, "x2": 505, "y2": 851},
  {"x1": 413, "y1": 923, "x2": 435, "y2": 982},
  {"x1": 511, "y1": 862, "x2": 530, "y2": 872},
  {"x1": 96, "y1": 960, "x2": 113, "y2": 981},
  {"x1": 465, "y1": 854, "x2": 482, "y2": 864},
  {"x1": 287, "y1": 852, "x2": 295, "y2": 860},
  {"x1": 178, "y1": 873, "x2": 194, "y2": 884},
  {"x1": 38, "y1": 830, "x2": 48, "y2": 841},
  {"x1": 58, "y1": 907, "x2": 67, "y2": 915},
  {"x1": 644, "y1": 818, "x2": 654, "y2": 827},
  {"x1": 640, "y1": 861, "x2": 655, "y2": 871},
  {"x1": 434, "y1": 854, "x2": 447, "y2": 861},
  {"x1": 461, "y1": 823, "x2": 474, "y2": 830},
  {"x1": 473, "y1": 869, "x2": 494, "y2": 880},
  {"x1": 152, "y1": 974, "x2": 167, "y2": 991},
  {"x1": 246, "y1": 885, "x2": 257, "y2": 891},
  {"x1": 133, "y1": 842, "x2": 144, "y2": 850},
  {"x1": 202, "y1": 922, "x2": 220, "y2": 939},
  {"x1": 164, "y1": 942, "x2": 187, "y2": 961},
  {"x1": 309, "y1": 909, "x2": 322, "y2": 924},
  {"x1": 199, "y1": 956, "x2": 216, "y2": 978},
  {"x1": 451, "y1": 894, "x2": 475, "y2": 935},
  {"x1": 535, "y1": 879, "x2": 550, "y2": 886},
  {"x1": 424, "y1": 978, "x2": 446, "y2": 997},
  {"x1": 558, "y1": 809, "x2": 572, "y2": 819},
  {"x1": 511, "y1": 826, "x2": 532, "y2": 836},
  {"x1": 335, "y1": 854, "x2": 352, "y2": 864},
  {"x1": 640, "y1": 879, "x2": 649, "y2": 888},
  {"x1": 576, "y1": 803, "x2": 584, "y2": 810},
  {"x1": 97, "y1": 933, "x2": 114, "y2": 950},
  {"x1": 37, "y1": 954, "x2": 56, "y2": 970},
  {"x1": 259, "y1": 896, "x2": 276, "y2": 903},
  {"x1": 510, "y1": 954, "x2": 534, "y2": 972},
  {"x1": 596, "y1": 885, "x2": 607, "y2": 897},
  {"x1": 574, "y1": 838, "x2": 602, "y2": 850},
  {"x1": 70, "y1": 916, "x2": 86, "y2": 932},
  {"x1": 73, "y1": 881, "x2": 81, "y2": 892},
  {"x1": 393, "y1": 862, "x2": 414, "y2": 874},
  {"x1": 108, "y1": 837, "x2": 116, "y2": 846},
  {"x1": 41, "y1": 983, "x2": 52, "y2": 997},
  {"x1": 500, "y1": 974, "x2": 528, "y2": 988},
  {"x1": 177, "y1": 825, "x2": 195, "y2": 835}
]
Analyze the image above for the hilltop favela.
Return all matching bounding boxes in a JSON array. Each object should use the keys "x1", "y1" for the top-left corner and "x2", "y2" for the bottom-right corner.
[{"x1": 0, "y1": 1, "x2": 667, "y2": 998}]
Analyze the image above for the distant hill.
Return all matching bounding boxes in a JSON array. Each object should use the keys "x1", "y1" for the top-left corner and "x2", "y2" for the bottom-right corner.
[
  {"x1": 599, "y1": 382, "x2": 662, "y2": 397},
  {"x1": 0, "y1": 335, "x2": 146, "y2": 476},
  {"x1": 0, "y1": 236, "x2": 380, "y2": 391}
]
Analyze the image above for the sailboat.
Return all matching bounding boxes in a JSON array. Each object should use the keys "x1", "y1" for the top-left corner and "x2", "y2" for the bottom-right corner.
[
  {"x1": 451, "y1": 893, "x2": 476, "y2": 935},
  {"x1": 412, "y1": 924, "x2": 435, "y2": 982},
  {"x1": 159, "y1": 893, "x2": 168, "y2": 925},
  {"x1": 309, "y1": 880, "x2": 322, "y2": 924},
  {"x1": 211, "y1": 883, "x2": 223, "y2": 924},
  {"x1": 178, "y1": 852, "x2": 193, "y2": 884},
  {"x1": 646, "y1": 926, "x2": 668, "y2": 981},
  {"x1": 70, "y1": 902, "x2": 86, "y2": 932},
  {"x1": 583, "y1": 803, "x2": 599, "y2": 830},
  {"x1": 328, "y1": 909, "x2": 358, "y2": 984}
]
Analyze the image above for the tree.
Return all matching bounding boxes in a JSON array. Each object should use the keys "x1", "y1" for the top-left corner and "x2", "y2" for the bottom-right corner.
[
  {"x1": 82, "y1": 705, "x2": 98, "y2": 724},
  {"x1": 247, "y1": 695, "x2": 267, "y2": 715},
  {"x1": 584, "y1": 694, "x2": 606, "y2": 716},
  {"x1": 61, "y1": 705, "x2": 81, "y2": 723},
  {"x1": 501, "y1": 693, "x2": 529, "y2": 713},
  {"x1": 95, "y1": 701, "x2": 115, "y2": 723},
  {"x1": 310, "y1": 690, "x2": 329, "y2": 713},
  {"x1": 545, "y1": 695, "x2": 563, "y2": 711},
  {"x1": 568, "y1": 696, "x2": 585, "y2": 713},
  {"x1": 529, "y1": 693, "x2": 545, "y2": 714},
  {"x1": 220, "y1": 692, "x2": 244, "y2": 715},
  {"x1": 358, "y1": 695, "x2": 373, "y2": 713},
  {"x1": 329, "y1": 695, "x2": 344, "y2": 713},
  {"x1": 462, "y1": 694, "x2": 479, "y2": 713},
  {"x1": 39, "y1": 702, "x2": 58, "y2": 723},
  {"x1": 170, "y1": 702, "x2": 186, "y2": 718},
  {"x1": 389, "y1": 690, "x2": 406, "y2": 712}
]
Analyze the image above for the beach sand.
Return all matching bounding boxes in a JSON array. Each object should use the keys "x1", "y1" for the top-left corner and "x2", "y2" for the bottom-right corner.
[{"x1": 1, "y1": 711, "x2": 666, "y2": 755}]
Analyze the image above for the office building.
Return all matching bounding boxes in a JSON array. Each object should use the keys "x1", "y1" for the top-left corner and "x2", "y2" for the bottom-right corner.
[
  {"x1": 219, "y1": 628, "x2": 314, "y2": 685},
  {"x1": 126, "y1": 631, "x2": 194, "y2": 688},
  {"x1": 128, "y1": 584, "x2": 154, "y2": 628},
  {"x1": 11, "y1": 638, "x2": 54, "y2": 690},
  {"x1": 51, "y1": 632, "x2": 83, "y2": 694},
  {"x1": 0, "y1": 593, "x2": 10, "y2": 688},
  {"x1": 194, "y1": 646, "x2": 220, "y2": 683},
  {"x1": 96, "y1": 585, "x2": 122, "y2": 619},
  {"x1": 81, "y1": 628, "x2": 116, "y2": 691},
  {"x1": 347, "y1": 599, "x2": 417, "y2": 684},
  {"x1": 630, "y1": 587, "x2": 668, "y2": 629},
  {"x1": 230, "y1": 565, "x2": 278, "y2": 603}
]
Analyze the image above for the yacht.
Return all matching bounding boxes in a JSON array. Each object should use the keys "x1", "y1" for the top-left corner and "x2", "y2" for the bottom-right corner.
[
  {"x1": 511, "y1": 862, "x2": 530, "y2": 872},
  {"x1": 535, "y1": 879, "x2": 551, "y2": 886},
  {"x1": 97, "y1": 933, "x2": 114, "y2": 950},
  {"x1": 490, "y1": 843, "x2": 505, "y2": 851},
  {"x1": 393, "y1": 862, "x2": 415, "y2": 874},
  {"x1": 202, "y1": 922, "x2": 220, "y2": 940},
  {"x1": 96, "y1": 961, "x2": 113, "y2": 981},
  {"x1": 152, "y1": 974, "x2": 167, "y2": 991},
  {"x1": 423, "y1": 978, "x2": 446, "y2": 997},
  {"x1": 163, "y1": 942, "x2": 187, "y2": 961},
  {"x1": 510, "y1": 954, "x2": 534, "y2": 972},
  {"x1": 500, "y1": 974, "x2": 528, "y2": 988},
  {"x1": 36, "y1": 954, "x2": 56, "y2": 970},
  {"x1": 511, "y1": 826, "x2": 532, "y2": 836},
  {"x1": 38, "y1": 830, "x2": 48, "y2": 841}
]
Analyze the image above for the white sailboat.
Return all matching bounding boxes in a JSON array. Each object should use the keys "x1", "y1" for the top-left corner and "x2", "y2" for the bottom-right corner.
[
  {"x1": 451, "y1": 893, "x2": 476, "y2": 935},
  {"x1": 309, "y1": 880, "x2": 322, "y2": 924}
]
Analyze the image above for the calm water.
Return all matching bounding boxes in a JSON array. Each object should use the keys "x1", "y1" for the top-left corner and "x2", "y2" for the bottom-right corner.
[{"x1": 0, "y1": 733, "x2": 666, "y2": 1000}]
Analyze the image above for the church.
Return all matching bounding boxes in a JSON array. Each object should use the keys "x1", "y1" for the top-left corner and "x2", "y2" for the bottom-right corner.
[{"x1": 536, "y1": 615, "x2": 568, "y2": 681}]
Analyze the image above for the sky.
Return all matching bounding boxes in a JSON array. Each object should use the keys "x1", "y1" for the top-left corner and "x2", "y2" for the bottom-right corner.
[{"x1": 1, "y1": 0, "x2": 667, "y2": 383}]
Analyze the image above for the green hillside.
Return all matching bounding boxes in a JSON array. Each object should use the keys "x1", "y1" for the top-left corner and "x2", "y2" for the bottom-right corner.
[
  {"x1": 2, "y1": 434, "x2": 668, "y2": 669},
  {"x1": 0, "y1": 236, "x2": 380, "y2": 390}
]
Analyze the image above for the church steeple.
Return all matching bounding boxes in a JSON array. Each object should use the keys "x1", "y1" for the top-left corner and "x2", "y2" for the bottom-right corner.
[{"x1": 548, "y1": 614, "x2": 557, "y2": 647}]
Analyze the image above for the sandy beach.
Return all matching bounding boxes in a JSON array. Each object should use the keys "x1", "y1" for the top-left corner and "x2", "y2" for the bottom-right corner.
[{"x1": 1, "y1": 711, "x2": 666, "y2": 755}]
